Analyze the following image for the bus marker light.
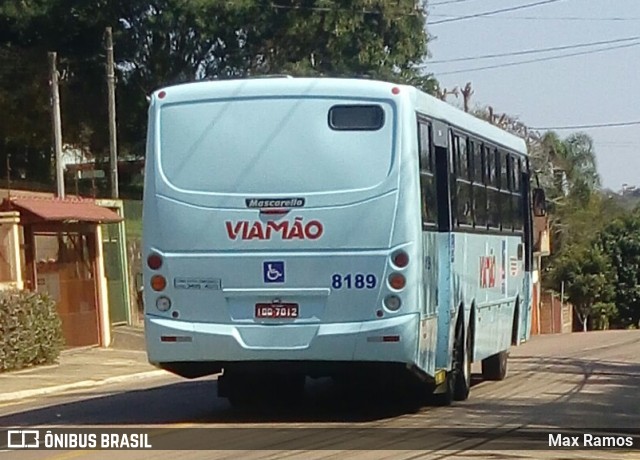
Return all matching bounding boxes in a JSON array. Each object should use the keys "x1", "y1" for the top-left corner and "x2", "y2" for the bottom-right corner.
[
  {"x1": 391, "y1": 87, "x2": 400, "y2": 95},
  {"x1": 388, "y1": 273, "x2": 406, "y2": 290},
  {"x1": 151, "y1": 275, "x2": 167, "y2": 291},
  {"x1": 147, "y1": 253, "x2": 163, "y2": 270},
  {"x1": 158, "y1": 91, "x2": 166, "y2": 99},
  {"x1": 367, "y1": 335, "x2": 400, "y2": 343}
]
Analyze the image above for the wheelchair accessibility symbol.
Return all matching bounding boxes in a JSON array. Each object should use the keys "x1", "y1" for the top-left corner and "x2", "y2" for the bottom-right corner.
[{"x1": 263, "y1": 261, "x2": 285, "y2": 283}]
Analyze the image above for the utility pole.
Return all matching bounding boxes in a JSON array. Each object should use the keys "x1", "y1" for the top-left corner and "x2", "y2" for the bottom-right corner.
[
  {"x1": 6, "y1": 154, "x2": 11, "y2": 200},
  {"x1": 106, "y1": 26, "x2": 119, "y2": 198},
  {"x1": 49, "y1": 51, "x2": 65, "y2": 198}
]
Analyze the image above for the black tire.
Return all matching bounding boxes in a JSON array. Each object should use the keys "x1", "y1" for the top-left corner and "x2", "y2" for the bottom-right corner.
[
  {"x1": 511, "y1": 302, "x2": 521, "y2": 346},
  {"x1": 481, "y1": 350, "x2": 508, "y2": 381},
  {"x1": 453, "y1": 322, "x2": 471, "y2": 401},
  {"x1": 431, "y1": 320, "x2": 471, "y2": 405}
]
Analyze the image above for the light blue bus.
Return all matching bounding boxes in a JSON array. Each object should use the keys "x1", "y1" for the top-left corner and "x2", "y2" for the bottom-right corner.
[{"x1": 143, "y1": 77, "x2": 545, "y2": 405}]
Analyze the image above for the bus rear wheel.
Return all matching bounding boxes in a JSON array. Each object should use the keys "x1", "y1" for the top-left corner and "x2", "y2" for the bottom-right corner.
[
  {"x1": 481, "y1": 351, "x2": 508, "y2": 381},
  {"x1": 432, "y1": 323, "x2": 470, "y2": 405},
  {"x1": 453, "y1": 324, "x2": 471, "y2": 401}
]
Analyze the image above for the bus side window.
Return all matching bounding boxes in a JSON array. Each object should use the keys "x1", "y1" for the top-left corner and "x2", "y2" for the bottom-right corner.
[
  {"x1": 456, "y1": 134, "x2": 471, "y2": 226},
  {"x1": 473, "y1": 141, "x2": 487, "y2": 228},
  {"x1": 449, "y1": 132, "x2": 458, "y2": 226},
  {"x1": 513, "y1": 157, "x2": 523, "y2": 230},
  {"x1": 418, "y1": 120, "x2": 437, "y2": 226},
  {"x1": 500, "y1": 151, "x2": 513, "y2": 231},
  {"x1": 509, "y1": 155, "x2": 524, "y2": 231},
  {"x1": 487, "y1": 147, "x2": 500, "y2": 229}
]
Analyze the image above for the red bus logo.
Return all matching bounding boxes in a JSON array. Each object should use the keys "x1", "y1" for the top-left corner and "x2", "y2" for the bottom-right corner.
[{"x1": 480, "y1": 255, "x2": 496, "y2": 288}]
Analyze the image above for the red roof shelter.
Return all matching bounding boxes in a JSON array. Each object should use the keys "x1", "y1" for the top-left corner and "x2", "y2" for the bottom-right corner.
[{"x1": 2, "y1": 196, "x2": 123, "y2": 347}]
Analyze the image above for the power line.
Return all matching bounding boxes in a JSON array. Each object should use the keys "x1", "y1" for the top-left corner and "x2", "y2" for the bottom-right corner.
[
  {"x1": 429, "y1": 0, "x2": 564, "y2": 25},
  {"x1": 594, "y1": 142, "x2": 640, "y2": 147},
  {"x1": 531, "y1": 121, "x2": 640, "y2": 130},
  {"x1": 425, "y1": 35, "x2": 640, "y2": 64},
  {"x1": 430, "y1": 0, "x2": 480, "y2": 5},
  {"x1": 429, "y1": 14, "x2": 640, "y2": 21},
  {"x1": 436, "y1": 40, "x2": 640, "y2": 75}
]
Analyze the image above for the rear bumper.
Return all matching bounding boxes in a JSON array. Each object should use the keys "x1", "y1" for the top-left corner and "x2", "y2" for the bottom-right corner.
[{"x1": 145, "y1": 313, "x2": 419, "y2": 369}]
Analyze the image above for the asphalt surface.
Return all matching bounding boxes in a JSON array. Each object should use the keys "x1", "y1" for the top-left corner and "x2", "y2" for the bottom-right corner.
[{"x1": 1, "y1": 330, "x2": 639, "y2": 459}]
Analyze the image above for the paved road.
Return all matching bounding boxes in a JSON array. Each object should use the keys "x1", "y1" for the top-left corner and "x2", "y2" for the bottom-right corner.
[{"x1": 1, "y1": 330, "x2": 639, "y2": 459}]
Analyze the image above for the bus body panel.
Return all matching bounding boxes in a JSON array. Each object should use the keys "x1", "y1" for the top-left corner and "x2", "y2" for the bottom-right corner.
[
  {"x1": 150, "y1": 190, "x2": 398, "y2": 252},
  {"x1": 450, "y1": 233, "x2": 524, "y2": 363},
  {"x1": 522, "y1": 272, "x2": 533, "y2": 342},
  {"x1": 417, "y1": 231, "x2": 439, "y2": 376},
  {"x1": 144, "y1": 79, "x2": 425, "y2": 376},
  {"x1": 145, "y1": 313, "x2": 419, "y2": 365}
]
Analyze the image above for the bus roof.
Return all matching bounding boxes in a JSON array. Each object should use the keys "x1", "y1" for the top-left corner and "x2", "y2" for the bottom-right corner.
[{"x1": 153, "y1": 77, "x2": 527, "y2": 155}]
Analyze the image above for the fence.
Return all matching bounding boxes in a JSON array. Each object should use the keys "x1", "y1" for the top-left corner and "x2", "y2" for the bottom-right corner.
[
  {"x1": 123, "y1": 200, "x2": 143, "y2": 324},
  {"x1": 538, "y1": 290, "x2": 573, "y2": 334}
]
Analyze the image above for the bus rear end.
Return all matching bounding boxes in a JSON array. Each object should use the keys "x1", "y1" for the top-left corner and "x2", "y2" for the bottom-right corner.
[{"x1": 142, "y1": 79, "x2": 421, "y2": 398}]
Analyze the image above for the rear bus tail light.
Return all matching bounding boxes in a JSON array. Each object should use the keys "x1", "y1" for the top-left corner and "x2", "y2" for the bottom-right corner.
[
  {"x1": 388, "y1": 273, "x2": 406, "y2": 290},
  {"x1": 151, "y1": 275, "x2": 167, "y2": 291},
  {"x1": 147, "y1": 253, "x2": 163, "y2": 270},
  {"x1": 391, "y1": 250, "x2": 409, "y2": 268}
]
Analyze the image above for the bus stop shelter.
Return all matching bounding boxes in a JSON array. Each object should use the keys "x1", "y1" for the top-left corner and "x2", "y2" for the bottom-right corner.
[{"x1": 1, "y1": 196, "x2": 123, "y2": 347}]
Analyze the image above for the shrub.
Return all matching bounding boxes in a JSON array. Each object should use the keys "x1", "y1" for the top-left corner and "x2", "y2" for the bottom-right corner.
[{"x1": 0, "y1": 289, "x2": 64, "y2": 372}]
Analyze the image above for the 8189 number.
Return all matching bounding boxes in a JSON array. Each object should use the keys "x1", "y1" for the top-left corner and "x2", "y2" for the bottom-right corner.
[{"x1": 331, "y1": 273, "x2": 377, "y2": 289}]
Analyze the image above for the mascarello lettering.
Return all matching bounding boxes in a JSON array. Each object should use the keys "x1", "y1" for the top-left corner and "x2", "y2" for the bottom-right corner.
[{"x1": 246, "y1": 198, "x2": 304, "y2": 208}]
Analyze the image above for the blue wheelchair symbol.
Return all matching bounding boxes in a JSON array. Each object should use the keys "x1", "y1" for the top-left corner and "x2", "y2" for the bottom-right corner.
[{"x1": 263, "y1": 261, "x2": 285, "y2": 283}]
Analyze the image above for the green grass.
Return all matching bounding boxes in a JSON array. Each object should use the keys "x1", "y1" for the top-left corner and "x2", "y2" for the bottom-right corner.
[{"x1": 123, "y1": 200, "x2": 143, "y2": 241}]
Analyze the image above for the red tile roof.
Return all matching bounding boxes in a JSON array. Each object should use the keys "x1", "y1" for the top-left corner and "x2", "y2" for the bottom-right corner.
[{"x1": 3, "y1": 197, "x2": 123, "y2": 224}]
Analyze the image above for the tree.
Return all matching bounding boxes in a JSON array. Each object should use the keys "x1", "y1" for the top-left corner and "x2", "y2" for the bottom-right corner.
[
  {"x1": 538, "y1": 131, "x2": 599, "y2": 203},
  {"x1": 598, "y1": 211, "x2": 640, "y2": 328},
  {"x1": 591, "y1": 302, "x2": 617, "y2": 330},
  {"x1": 549, "y1": 244, "x2": 615, "y2": 332}
]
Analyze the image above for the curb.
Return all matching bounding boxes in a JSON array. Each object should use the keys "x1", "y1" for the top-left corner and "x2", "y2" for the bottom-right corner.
[{"x1": 0, "y1": 370, "x2": 168, "y2": 403}]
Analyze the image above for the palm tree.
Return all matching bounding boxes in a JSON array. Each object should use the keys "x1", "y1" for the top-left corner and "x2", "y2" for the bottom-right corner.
[{"x1": 535, "y1": 131, "x2": 602, "y2": 259}]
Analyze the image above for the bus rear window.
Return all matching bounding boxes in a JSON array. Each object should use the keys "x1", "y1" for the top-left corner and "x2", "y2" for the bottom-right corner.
[{"x1": 329, "y1": 105, "x2": 384, "y2": 130}]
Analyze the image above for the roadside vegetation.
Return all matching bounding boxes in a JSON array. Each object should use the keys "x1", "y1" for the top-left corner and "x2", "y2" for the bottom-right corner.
[{"x1": 0, "y1": 290, "x2": 64, "y2": 372}]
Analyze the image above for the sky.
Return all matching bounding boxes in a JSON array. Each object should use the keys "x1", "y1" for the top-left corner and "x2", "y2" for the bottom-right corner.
[{"x1": 425, "y1": 0, "x2": 640, "y2": 192}]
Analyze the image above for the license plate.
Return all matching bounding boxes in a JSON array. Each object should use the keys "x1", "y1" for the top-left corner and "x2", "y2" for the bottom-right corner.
[{"x1": 255, "y1": 303, "x2": 299, "y2": 319}]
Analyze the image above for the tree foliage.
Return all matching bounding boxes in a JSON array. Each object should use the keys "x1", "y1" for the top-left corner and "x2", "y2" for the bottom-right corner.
[
  {"x1": 0, "y1": 0, "x2": 436, "y2": 190},
  {"x1": 549, "y1": 244, "x2": 615, "y2": 332},
  {"x1": 598, "y1": 211, "x2": 640, "y2": 328}
]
